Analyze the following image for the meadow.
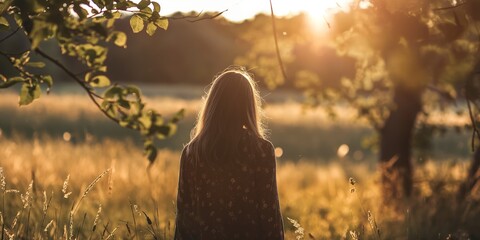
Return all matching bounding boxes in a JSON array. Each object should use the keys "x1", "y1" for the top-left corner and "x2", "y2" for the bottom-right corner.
[{"x1": 0, "y1": 85, "x2": 479, "y2": 239}]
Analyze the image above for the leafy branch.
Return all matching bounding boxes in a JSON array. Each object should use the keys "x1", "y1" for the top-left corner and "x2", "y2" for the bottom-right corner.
[
  {"x1": 34, "y1": 48, "x2": 114, "y2": 121},
  {"x1": 0, "y1": 0, "x2": 187, "y2": 163}
]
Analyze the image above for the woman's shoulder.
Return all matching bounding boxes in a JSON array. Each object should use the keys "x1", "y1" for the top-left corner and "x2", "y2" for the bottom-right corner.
[
  {"x1": 241, "y1": 130, "x2": 275, "y2": 158},
  {"x1": 257, "y1": 137, "x2": 275, "y2": 153}
]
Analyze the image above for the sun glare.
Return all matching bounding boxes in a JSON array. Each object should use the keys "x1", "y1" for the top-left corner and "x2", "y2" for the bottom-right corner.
[
  {"x1": 299, "y1": 0, "x2": 354, "y2": 33},
  {"x1": 159, "y1": 0, "x2": 356, "y2": 25}
]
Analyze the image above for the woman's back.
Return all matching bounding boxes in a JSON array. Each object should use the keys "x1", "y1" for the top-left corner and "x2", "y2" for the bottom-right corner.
[{"x1": 174, "y1": 130, "x2": 284, "y2": 240}]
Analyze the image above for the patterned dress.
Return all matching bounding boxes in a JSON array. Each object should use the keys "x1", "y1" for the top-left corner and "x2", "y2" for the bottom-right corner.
[{"x1": 174, "y1": 131, "x2": 284, "y2": 240}]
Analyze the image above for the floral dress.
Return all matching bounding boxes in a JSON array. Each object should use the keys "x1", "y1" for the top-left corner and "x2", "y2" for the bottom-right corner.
[{"x1": 174, "y1": 131, "x2": 284, "y2": 240}]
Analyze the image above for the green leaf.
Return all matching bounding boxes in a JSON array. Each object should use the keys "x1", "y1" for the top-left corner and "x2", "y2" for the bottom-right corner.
[
  {"x1": 20, "y1": 51, "x2": 30, "y2": 65},
  {"x1": 92, "y1": 16, "x2": 107, "y2": 23},
  {"x1": 104, "y1": 11, "x2": 114, "y2": 19},
  {"x1": 29, "y1": 20, "x2": 55, "y2": 49},
  {"x1": 171, "y1": 109, "x2": 185, "y2": 124},
  {"x1": 139, "y1": 114, "x2": 152, "y2": 129},
  {"x1": 0, "y1": 76, "x2": 24, "y2": 88},
  {"x1": 103, "y1": 86, "x2": 123, "y2": 99},
  {"x1": 119, "y1": 120, "x2": 130, "y2": 127},
  {"x1": 142, "y1": 7, "x2": 153, "y2": 14},
  {"x1": 109, "y1": 31, "x2": 127, "y2": 47},
  {"x1": 137, "y1": 0, "x2": 150, "y2": 10},
  {"x1": 101, "y1": 101, "x2": 117, "y2": 116},
  {"x1": 40, "y1": 75, "x2": 53, "y2": 87},
  {"x1": 92, "y1": 0, "x2": 105, "y2": 8},
  {"x1": 116, "y1": 1, "x2": 129, "y2": 10},
  {"x1": 73, "y1": 4, "x2": 88, "y2": 19},
  {"x1": 26, "y1": 62, "x2": 46, "y2": 68},
  {"x1": 167, "y1": 124, "x2": 177, "y2": 136},
  {"x1": 144, "y1": 143, "x2": 157, "y2": 163},
  {"x1": 0, "y1": 16, "x2": 8, "y2": 28},
  {"x1": 12, "y1": 12, "x2": 21, "y2": 27},
  {"x1": 0, "y1": 0, "x2": 13, "y2": 15},
  {"x1": 90, "y1": 75, "x2": 111, "y2": 87},
  {"x1": 90, "y1": 23, "x2": 108, "y2": 38},
  {"x1": 112, "y1": 11, "x2": 122, "y2": 19},
  {"x1": 125, "y1": 85, "x2": 141, "y2": 96},
  {"x1": 146, "y1": 22, "x2": 157, "y2": 36},
  {"x1": 151, "y1": 11, "x2": 160, "y2": 20},
  {"x1": 130, "y1": 15, "x2": 144, "y2": 33},
  {"x1": 19, "y1": 83, "x2": 41, "y2": 106},
  {"x1": 154, "y1": 18, "x2": 168, "y2": 30},
  {"x1": 155, "y1": 125, "x2": 172, "y2": 139},
  {"x1": 152, "y1": 2, "x2": 160, "y2": 12},
  {"x1": 118, "y1": 99, "x2": 130, "y2": 109}
]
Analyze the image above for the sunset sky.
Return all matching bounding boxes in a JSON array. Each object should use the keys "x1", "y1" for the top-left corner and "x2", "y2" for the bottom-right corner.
[{"x1": 158, "y1": 0, "x2": 353, "y2": 22}]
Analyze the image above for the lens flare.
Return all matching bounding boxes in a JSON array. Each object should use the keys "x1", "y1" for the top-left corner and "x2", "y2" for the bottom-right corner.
[
  {"x1": 337, "y1": 144, "x2": 349, "y2": 158},
  {"x1": 63, "y1": 132, "x2": 72, "y2": 142},
  {"x1": 275, "y1": 147, "x2": 284, "y2": 158}
]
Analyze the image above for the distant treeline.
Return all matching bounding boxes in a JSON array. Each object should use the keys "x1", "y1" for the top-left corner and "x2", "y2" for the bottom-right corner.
[
  {"x1": 106, "y1": 12, "x2": 247, "y2": 85},
  {"x1": 0, "y1": 12, "x2": 355, "y2": 89}
]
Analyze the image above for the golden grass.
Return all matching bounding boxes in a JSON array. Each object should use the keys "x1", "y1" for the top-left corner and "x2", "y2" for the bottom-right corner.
[
  {"x1": 0, "y1": 88, "x2": 478, "y2": 239},
  {"x1": 0, "y1": 87, "x2": 469, "y2": 129},
  {"x1": 0, "y1": 91, "x2": 360, "y2": 127},
  {"x1": 0, "y1": 135, "x2": 478, "y2": 239}
]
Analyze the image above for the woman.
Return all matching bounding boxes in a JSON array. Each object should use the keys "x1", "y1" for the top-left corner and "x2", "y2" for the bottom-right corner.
[{"x1": 174, "y1": 67, "x2": 284, "y2": 240}]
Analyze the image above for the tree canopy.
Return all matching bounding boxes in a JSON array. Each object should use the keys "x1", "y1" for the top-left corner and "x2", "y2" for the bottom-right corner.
[{"x1": 239, "y1": 0, "x2": 480, "y2": 198}]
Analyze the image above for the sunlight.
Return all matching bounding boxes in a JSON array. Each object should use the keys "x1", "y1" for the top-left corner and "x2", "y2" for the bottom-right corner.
[
  {"x1": 301, "y1": 0, "x2": 353, "y2": 33},
  {"x1": 158, "y1": 0, "x2": 355, "y2": 24},
  {"x1": 63, "y1": 132, "x2": 72, "y2": 142},
  {"x1": 337, "y1": 144, "x2": 350, "y2": 158},
  {"x1": 275, "y1": 147, "x2": 284, "y2": 158}
]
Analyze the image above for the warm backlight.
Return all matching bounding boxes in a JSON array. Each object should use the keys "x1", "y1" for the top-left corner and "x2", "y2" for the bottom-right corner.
[{"x1": 301, "y1": 0, "x2": 354, "y2": 33}]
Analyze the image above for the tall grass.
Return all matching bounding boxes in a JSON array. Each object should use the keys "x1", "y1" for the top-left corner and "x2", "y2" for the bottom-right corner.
[
  {"x1": 0, "y1": 89, "x2": 472, "y2": 160},
  {"x1": 0, "y1": 136, "x2": 479, "y2": 239},
  {"x1": 0, "y1": 135, "x2": 179, "y2": 239},
  {"x1": 0, "y1": 86, "x2": 478, "y2": 239}
]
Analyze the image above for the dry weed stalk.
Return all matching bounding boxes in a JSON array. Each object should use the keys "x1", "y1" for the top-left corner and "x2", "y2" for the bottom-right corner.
[{"x1": 71, "y1": 169, "x2": 110, "y2": 215}]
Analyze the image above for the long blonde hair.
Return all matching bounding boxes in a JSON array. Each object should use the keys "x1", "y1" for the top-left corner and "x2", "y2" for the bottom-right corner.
[{"x1": 187, "y1": 67, "x2": 266, "y2": 163}]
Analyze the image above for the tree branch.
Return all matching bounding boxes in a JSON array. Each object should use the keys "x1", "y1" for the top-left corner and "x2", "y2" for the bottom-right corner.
[
  {"x1": 426, "y1": 84, "x2": 456, "y2": 102},
  {"x1": 433, "y1": 0, "x2": 468, "y2": 11},
  {"x1": 117, "y1": 9, "x2": 226, "y2": 23},
  {"x1": 167, "y1": 11, "x2": 203, "y2": 20},
  {"x1": 186, "y1": 10, "x2": 227, "y2": 22},
  {"x1": 0, "y1": 50, "x2": 35, "y2": 80},
  {"x1": 0, "y1": 27, "x2": 20, "y2": 44},
  {"x1": 467, "y1": 99, "x2": 479, "y2": 151},
  {"x1": 269, "y1": 0, "x2": 289, "y2": 82},
  {"x1": 34, "y1": 48, "x2": 120, "y2": 124}
]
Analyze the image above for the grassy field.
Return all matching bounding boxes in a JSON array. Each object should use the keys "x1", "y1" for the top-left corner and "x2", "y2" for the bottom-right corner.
[{"x1": 0, "y1": 85, "x2": 479, "y2": 239}]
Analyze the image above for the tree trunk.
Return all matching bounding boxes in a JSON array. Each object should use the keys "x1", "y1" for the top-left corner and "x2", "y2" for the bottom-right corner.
[
  {"x1": 458, "y1": 147, "x2": 480, "y2": 201},
  {"x1": 380, "y1": 85, "x2": 422, "y2": 199}
]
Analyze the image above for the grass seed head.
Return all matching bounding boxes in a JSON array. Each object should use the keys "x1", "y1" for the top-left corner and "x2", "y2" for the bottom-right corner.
[
  {"x1": 43, "y1": 190, "x2": 48, "y2": 213},
  {"x1": 349, "y1": 230, "x2": 359, "y2": 240},
  {"x1": 20, "y1": 180, "x2": 33, "y2": 208},
  {"x1": 349, "y1": 177, "x2": 356, "y2": 186},
  {"x1": 44, "y1": 219, "x2": 54, "y2": 232},
  {"x1": 287, "y1": 217, "x2": 305, "y2": 240},
  {"x1": 0, "y1": 167, "x2": 5, "y2": 191},
  {"x1": 143, "y1": 211, "x2": 153, "y2": 225},
  {"x1": 92, "y1": 204, "x2": 102, "y2": 232},
  {"x1": 63, "y1": 174, "x2": 72, "y2": 198}
]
